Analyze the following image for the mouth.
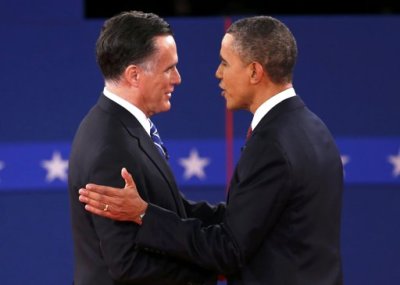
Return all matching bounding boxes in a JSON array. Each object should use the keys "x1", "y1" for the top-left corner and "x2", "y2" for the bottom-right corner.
[
  {"x1": 166, "y1": 90, "x2": 173, "y2": 98},
  {"x1": 219, "y1": 85, "x2": 226, "y2": 97}
]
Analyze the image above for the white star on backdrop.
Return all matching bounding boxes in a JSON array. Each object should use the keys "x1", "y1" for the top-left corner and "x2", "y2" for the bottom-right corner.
[
  {"x1": 41, "y1": 151, "x2": 69, "y2": 182},
  {"x1": 388, "y1": 149, "x2": 400, "y2": 177},
  {"x1": 179, "y1": 148, "x2": 210, "y2": 180}
]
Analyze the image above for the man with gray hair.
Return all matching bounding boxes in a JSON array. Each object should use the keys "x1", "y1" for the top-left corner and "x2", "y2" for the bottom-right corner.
[{"x1": 69, "y1": 10, "x2": 217, "y2": 285}]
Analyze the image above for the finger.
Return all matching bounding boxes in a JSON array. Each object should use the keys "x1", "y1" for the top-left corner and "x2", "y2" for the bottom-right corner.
[
  {"x1": 121, "y1": 167, "x2": 137, "y2": 189},
  {"x1": 84, "y1": 204, "x2": 114, "y2": 219},
  {"x1": 79, "y1": 188, "x2": 104, "y2": 202},
  {"x1": 85, "y1": 183, "x2": 121, "y2": 197},
  {"x1": 79, "y1": 193, "x2": 108, "y2": 211}
]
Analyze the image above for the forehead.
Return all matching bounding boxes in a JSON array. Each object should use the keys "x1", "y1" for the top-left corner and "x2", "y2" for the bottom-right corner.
[
  {"x1": 149, "y1": 35, "x2": 178, "y2": 66},
  {"x1": 154, "y1": 34, "x2": 176, "y2": 45},
  {"x1": 220, "y1": 33, "x2": 242, "y2": 62},
  {"x1": 221, "y1": 33, "x2": 235, "y2": 52},
  {"x1": 153, "y1": 35, "x2": 177, "y2": 53}
]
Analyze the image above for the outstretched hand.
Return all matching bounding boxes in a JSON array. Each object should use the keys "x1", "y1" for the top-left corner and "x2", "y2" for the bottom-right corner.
[{"x1": 78, "y1": 168, "x2": 148, "y2": 224}]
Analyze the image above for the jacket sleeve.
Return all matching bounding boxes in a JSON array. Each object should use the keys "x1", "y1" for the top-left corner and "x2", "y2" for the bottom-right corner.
[
  {"x1": 181, "y1": 197, "x2": 226, "y2": 226},
  {"x1": 135, "y1": 141, "x2": 291, "y2": 275}
]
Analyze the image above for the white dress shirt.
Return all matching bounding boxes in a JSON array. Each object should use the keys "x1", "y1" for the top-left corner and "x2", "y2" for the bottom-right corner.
[
  {"x1": 251, "y1": 87, "x2": 296, "y2": 131},
  {"x1": 103, "y1": 87, "x2": 151, "y2": 136}
]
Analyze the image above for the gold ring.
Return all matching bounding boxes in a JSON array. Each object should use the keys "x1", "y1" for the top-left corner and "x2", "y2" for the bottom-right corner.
[{"x1": 103, "y1": 204, "x2": 109, "y2": 211}]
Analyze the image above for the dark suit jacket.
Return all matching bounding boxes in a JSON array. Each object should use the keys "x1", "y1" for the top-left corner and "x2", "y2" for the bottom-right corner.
[
  {"x1": 135, "y1": 96, "x2": 344, "y2": 285},
  {"x1": 68, "y1": 95, "x2": 216, "y2": 285}
]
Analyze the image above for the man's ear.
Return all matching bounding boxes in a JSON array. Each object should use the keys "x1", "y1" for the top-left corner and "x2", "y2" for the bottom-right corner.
[
  {"x1": 249, "y1": 61, "x2": 264, "y2": 84},
  {"x1": 124, "y1": 65, "x2": 140, "y2": 87}
]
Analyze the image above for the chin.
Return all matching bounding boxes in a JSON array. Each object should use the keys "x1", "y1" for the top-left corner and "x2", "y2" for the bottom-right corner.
[
  {"x1": 226, "y1": 101, "x2": 236, "y2": 111},
  {"x1": 161, "y1": 103, "x2": 171, "y2": 113},
  {"x1": 227, "y1": 104, "x2": 243, "y2": 112}
]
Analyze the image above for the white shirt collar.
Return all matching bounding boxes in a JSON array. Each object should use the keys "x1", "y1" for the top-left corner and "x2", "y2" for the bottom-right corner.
[
  {"x1": 103, "y1": 87, "x2": 151, "y2": 136},
  {"x1": 251, "y1": 87, "x2": 296, "y2": 130}
]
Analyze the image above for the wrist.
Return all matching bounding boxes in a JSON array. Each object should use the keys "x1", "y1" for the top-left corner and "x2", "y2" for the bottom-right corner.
[{"x1": 135, "y1": 202, "x2": 148, "y2": 225}]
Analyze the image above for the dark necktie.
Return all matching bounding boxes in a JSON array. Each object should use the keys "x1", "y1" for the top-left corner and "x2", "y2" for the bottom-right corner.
[
  {"x1": 241, "y1": 126, "x2": 253, "y2": 153},
  {"x1": 149, "y1": 120, "x2": 168, "y2": 159},
  {"x1": 246, "y1": 126, "x2": 253, "y2": 141}
]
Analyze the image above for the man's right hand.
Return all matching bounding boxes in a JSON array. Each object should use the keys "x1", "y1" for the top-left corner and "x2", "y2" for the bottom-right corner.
[{"x1": 78, "y1": 167, "x2": 148, "y2": 224}]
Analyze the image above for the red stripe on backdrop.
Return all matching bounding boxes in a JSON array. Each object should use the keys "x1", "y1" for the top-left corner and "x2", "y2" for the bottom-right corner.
[{"x1": 224, "y1": 17, "x2": 234, "y2": 192}]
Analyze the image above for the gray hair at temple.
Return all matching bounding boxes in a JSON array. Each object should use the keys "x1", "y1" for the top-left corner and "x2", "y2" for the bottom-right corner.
[{"x1": 226, "y1": 16, "x2": 297, "y2": 85}]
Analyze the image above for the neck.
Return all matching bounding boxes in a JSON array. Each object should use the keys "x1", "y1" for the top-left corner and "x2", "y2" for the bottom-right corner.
[
  {"x1": 250, "y1": 83, "x2": 293, "y2": 114},
  {"x1": 105, "y1": 81, "x2": 140, "y2": 107}
]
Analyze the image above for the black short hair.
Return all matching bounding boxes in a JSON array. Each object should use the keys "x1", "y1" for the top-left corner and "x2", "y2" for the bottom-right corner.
[
  {"x1": 96, "y1": 11, "x2": 172, "y2": 80},
  {"x1": 227, "y1": 16, "x2": 297, "y2": 84}
]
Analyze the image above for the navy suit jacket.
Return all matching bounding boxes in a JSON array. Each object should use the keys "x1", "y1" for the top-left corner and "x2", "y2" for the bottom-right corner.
[
  {"x1": 68, "y1": 95, "x2": 216, "y2": 285},
  {"x1": 135, "y1": 96, "x2": 344, "y2": 285}
]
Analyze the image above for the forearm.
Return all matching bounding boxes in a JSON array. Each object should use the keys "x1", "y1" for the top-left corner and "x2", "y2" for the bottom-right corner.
[
  {"x1": 182, "y1": 198, "x2": 226, "y2": 226},
  {"x1": 136, "y1": 204, "x2": 243, "y2": 275},
  {"x1": 91, "y1": 215, "x2": 216, "y2": 284}
]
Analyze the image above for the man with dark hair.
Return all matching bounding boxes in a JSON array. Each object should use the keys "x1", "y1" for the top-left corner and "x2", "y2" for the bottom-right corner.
[
  {"x1": 68, "y1": 10, "x2": 216, "y2": 285},
  {"x1": 80, "y1": 15, "x2": 344, "y2": 285}
]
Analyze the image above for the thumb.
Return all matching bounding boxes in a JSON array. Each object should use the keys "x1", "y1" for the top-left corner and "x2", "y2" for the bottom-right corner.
[{"x1": 121, "y1": 167, "x2": 136, "y2": 189}]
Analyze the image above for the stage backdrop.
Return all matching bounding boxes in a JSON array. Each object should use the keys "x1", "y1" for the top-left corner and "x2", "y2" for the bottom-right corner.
[{"x1": 0, "y1": 1, "x2": 399, "y2": 284}]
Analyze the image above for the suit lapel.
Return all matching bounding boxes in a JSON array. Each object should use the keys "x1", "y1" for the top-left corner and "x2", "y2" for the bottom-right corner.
[
  {"x1": 229, "y1": 96, "x2": 306, "y2": 201},
  {"x1": 97, "y1": 95, "x2": 186, "y2": 215}
]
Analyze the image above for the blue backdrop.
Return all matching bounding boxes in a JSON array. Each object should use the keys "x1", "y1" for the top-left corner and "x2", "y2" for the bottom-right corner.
[{"x1": 0, "y1": 0, "x2": 399, "y2": 283}]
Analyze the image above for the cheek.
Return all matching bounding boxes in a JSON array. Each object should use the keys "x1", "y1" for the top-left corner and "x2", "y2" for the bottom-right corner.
[
  {"x1": 156, "y1": 76, "x2": 169, "y2": 90},
  {"x1": 225, "y1": 73, "x2": 241, "y2": 92},
  {"x1": 225, "y1": 70, "x2": 240, "y2": 85}
]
